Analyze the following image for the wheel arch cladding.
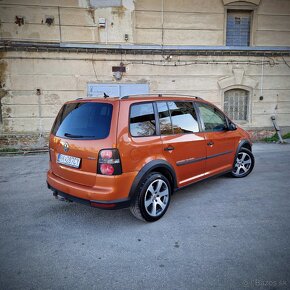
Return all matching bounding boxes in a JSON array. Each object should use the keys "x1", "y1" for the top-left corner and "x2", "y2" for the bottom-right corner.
[
  {"x1": 240, "y1": 140, "x2": 252, "y2": 151},
  {"x1": 234, "y1": 139, "x2": 252, "y2": 161},
  {"x1": 128, "y1": 159, "x2": 177, "y2": 200},
  {"x1": 237, "y1": 139, "x2": 252, "y2": 153}
]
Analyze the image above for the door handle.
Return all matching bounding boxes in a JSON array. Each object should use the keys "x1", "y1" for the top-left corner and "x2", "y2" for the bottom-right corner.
[
  {"x1": 164, "y1": 145, "x2": 175, "y2": 152},
  {"x1": 207, "y1": 141, "x2": 214, "y2": 146}
]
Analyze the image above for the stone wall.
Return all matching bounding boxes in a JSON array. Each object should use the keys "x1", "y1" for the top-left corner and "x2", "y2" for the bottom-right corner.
[
  {"x1": 0, "y1": 133, "x2": 48, "y2": 149},
  {"x1": 0, "y1": 50, "x2": 290, "y2": 148}
]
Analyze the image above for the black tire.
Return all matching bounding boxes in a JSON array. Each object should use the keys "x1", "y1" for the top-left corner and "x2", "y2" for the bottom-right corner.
[
  {"x1": 130, "y1": 172, "x2": 171, "y2": 222},
  {"x1": 231, "y1": 148, "x2": 255, "y2": 178}
]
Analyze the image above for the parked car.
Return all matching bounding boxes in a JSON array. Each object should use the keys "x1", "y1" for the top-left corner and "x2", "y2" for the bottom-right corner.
[{"x1": 47, "y1": 94, "x2": 255, "y2": 222}]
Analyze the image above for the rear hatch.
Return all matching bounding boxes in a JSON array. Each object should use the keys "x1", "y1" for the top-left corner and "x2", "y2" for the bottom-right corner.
[{"x1": 49, "y1": 99, "x2": 119, "y2": 187}]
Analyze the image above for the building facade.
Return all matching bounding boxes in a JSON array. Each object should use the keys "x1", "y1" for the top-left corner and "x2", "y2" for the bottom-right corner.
[{"x1": 0, "y1": 0, "x2": 290, "y2": 148}]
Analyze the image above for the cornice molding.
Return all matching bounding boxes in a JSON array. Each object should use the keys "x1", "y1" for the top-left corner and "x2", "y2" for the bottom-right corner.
[{"x1": 223, "y1": 0, "x2": 261, "y2": 6}]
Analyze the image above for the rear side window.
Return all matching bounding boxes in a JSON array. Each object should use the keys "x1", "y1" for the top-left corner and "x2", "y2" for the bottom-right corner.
[
  {"x1": 196, "y1": 102, "x2": 227, "y2": 132},
  {"x1": 157, "y1": 102, "x2": 173, "y2": 135},
  {"x1": 168, "y1": 101, "x2": 199, "y2": 134},
  {"x1": 52, "y1": 102, "x2": 113, "y2": 140},
  {"x1": 130, "y1": 103, "x2": 156, "y2": 137}
]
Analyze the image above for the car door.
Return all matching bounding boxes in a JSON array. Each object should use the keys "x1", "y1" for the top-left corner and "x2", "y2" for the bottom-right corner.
[
  {"x1": 195, "y1": 101, "x2": 237, "y2": 177},
  {"x1": 157, "y1": 101, "x2": 207, "y2": 187},
  {"x1": 118, "y1": 101, "x2": 163, "y2": 174}
]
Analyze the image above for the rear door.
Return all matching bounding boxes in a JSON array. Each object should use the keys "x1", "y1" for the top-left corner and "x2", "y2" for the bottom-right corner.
[
  {"x1": 118, "y1": 101, "x2": 163, "y2": 174},
  {"x1": 157, "y1": 101, "x2": 207, "y2": 187},
  {"x1": 49, "y1": 100, "x2": 118, "y2": 187},
  {"x1": 195, "y1": 102, "x2": 237, "y2": 177}
]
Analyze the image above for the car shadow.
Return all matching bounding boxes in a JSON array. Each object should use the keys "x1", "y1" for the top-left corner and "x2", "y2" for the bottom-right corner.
[{"x1": 39, "y1": 174, "x2": 231, "y2": 228}]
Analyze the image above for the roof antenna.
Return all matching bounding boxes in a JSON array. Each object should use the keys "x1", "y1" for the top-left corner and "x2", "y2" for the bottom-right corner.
[{"x1": 104, "y1": 93, "x2": 109, "y2": 98}]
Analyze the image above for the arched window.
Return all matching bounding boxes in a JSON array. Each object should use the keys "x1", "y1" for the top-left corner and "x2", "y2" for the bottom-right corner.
[{"x1": 224, "y1": 89, "x2": 249, "y2": 121}]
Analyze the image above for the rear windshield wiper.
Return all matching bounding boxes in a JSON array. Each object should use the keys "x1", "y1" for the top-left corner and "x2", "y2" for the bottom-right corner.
[{"x1": 64, "y1": 133, "x2": 94, "y2": 138}]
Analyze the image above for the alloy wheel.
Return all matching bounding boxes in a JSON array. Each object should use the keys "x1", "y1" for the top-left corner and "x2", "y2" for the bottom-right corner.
[
  {"x1": 144, "y1": 179, "x2": 169, "y2": 217},
  {"x1": 233, "y1": 152, "x2": 252, "y2": 176}
]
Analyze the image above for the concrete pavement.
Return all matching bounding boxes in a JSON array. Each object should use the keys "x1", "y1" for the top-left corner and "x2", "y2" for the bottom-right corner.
[{"x1": 0, "y1": 143, "x2": 290, "y2": 290}]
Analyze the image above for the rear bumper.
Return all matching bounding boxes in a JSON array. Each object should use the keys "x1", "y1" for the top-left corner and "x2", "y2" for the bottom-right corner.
[
  {"x1": 47, "y1": 182, "x2": 131, "y2": 210},
  {"x1": 47, "y1": 169, "x2": 135, "y2": 209}
]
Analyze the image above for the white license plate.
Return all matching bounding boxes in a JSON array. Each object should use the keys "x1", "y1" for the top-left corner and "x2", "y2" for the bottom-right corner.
[{"x1": 57, "y1": 154, "x2": 81, "y2": 168}]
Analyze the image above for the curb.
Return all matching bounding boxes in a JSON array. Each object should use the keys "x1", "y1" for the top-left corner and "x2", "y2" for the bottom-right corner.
[{"x1": 0, "y1": 149, "x2": 49, "y2": 157}]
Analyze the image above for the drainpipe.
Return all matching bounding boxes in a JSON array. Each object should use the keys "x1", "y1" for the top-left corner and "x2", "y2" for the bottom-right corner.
[
  {"x1": 0, "y1": 96, "x2": 3, "y2": 124},
  {"x1": 58, "y1": 6, "x2": 62, "y2": 43},
  {"x1": 161, "y1": 0, "x2": 164, "y2": 46},
  {"x1": 0, "y1": 89, "x2": 7, "y2": 125},
  {"x1": 260, "y1": 56, "x2": 264, "y2": 99},
  {"x1": 105, "y1": 18, "x2": 108, "y2": 45}
]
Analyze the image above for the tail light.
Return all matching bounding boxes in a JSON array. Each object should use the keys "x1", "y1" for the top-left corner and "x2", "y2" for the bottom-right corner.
[{"x1": 97, "y1": 149, "x2": 122, "y2": 175}]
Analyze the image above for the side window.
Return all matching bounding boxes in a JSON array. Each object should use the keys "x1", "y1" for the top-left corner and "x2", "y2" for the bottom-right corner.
[
  {"x1": 197, "y1": 103, "x2": 227, "y2": 132},
  {"x1": 157, "y1": 102, "x2": 173, "y2": 135},
  {"x1": 168, "y1": 101, "x2": 199, "y2": 134},
  {"x1": 130, "y1": 103, "x2": 156, "y2": 137}
]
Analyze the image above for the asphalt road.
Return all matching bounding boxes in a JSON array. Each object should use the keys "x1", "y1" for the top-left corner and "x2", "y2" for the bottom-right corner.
[{"x1": 0, "y1": 143, "x2": 290, "y2": 290}]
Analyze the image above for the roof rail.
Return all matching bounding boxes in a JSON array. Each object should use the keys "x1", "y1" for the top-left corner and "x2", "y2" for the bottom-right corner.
[{"x1": 119, "y1": 94, "x2": 203, "y2": 100}]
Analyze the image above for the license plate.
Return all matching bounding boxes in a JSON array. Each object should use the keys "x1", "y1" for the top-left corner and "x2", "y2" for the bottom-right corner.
[{"x1": 57, "y1": 154, "x2": 81, "y2": 168}]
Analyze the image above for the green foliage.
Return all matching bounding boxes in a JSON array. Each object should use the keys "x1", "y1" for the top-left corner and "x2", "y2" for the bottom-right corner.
[
  {"x1": 0, "y1": 148, "x2": 19, "y2": 152},
  {"x1": 262, "y1": 133, "x2": 279, "y2": 142},
  {"x1": 262, "y1": 132, "x2": 290, "y2": 142}
]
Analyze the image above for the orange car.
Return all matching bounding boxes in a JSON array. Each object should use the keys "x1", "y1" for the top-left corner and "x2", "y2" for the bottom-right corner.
[{"x1": 47, "y1": 94, "x2": 254, "y2": 222}]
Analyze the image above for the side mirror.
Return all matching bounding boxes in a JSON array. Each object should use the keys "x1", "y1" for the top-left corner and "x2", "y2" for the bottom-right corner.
[{"x1": 228, "y1": 122, "x2": 237, "y2": 131}]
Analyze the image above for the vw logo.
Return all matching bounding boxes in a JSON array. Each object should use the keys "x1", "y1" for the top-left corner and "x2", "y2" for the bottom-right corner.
[{"x1": 63, "y1": 142, "x2": 69, "y2": 152}]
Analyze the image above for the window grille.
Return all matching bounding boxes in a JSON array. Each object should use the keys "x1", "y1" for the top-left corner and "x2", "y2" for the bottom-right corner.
[
  {"x1": 226, "y1": 10, "x2": 251, "y2": 46},
  {"x1": 224, "y1": 89, "x2": 249, "y2": 121}
]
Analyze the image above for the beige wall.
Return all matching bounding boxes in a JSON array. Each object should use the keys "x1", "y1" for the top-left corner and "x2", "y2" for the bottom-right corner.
[
  {"x1": 1, "y1": 0, "x2": 290, "y2": 45},
  {"x1": 1, "y1": 51, "x2": 290, "y2": 134}
]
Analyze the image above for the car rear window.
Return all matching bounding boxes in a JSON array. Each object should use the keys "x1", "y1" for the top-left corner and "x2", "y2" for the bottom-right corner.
[{"x1": 51, "y1": 102, "x2": 113, "y2": 140}]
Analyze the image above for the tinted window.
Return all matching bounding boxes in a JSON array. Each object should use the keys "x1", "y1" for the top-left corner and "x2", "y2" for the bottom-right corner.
[
  {"x1": 197, "y1": 102, "x2": 227, "y2": 132},
  {"x1": 157, "y1": 102, "x2": 173, "y2": 135},
  {"x1": 130, "y1": 103, "x2": 156, "y2": 137},
  {"x1": 168, "y1": 101, "x2": 199, "y2": 134},
  {"x1": 52, "y1": 102, "x2": 113, "y2": 139}
]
